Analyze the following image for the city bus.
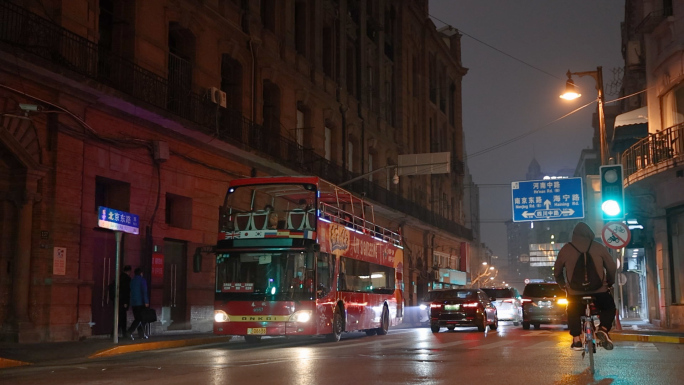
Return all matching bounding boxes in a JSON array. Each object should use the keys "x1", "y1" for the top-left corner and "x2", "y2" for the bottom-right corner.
[{"x1": 213, "y1": 176, "x2": 404, "y2": 342}]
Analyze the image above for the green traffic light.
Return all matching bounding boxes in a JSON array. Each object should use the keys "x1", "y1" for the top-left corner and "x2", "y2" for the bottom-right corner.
[{"x1": 601, "y1": 199, "x2": 621, "y2": 217}]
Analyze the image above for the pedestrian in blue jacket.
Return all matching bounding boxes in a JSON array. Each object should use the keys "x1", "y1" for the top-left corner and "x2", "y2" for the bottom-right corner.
[{"x1": 126, "y1": 268, "x2": 150, "y2": 339}]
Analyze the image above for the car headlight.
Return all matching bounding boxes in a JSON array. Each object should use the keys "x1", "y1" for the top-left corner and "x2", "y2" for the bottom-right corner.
[
  {"x1": 214, "y1": 310, "x2": 229, "y2": 322},
  {"x1": 557, "y1": 298, "x2": 568, "y2": 306},
  {"x1": 288, "y1": 310, "x2": 312, "y2": 323},
  {"x1": 419, "y1": 304, "x2": 427, "y2": 311}
]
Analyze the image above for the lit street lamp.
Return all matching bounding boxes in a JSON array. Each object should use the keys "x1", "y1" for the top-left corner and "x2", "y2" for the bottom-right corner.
[{"x1": 560, "y1": 67, "x2": 607, "y2": 165}]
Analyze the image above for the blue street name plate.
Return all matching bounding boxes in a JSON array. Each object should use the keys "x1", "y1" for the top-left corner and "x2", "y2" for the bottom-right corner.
[
  {"x1": 511, "y1": 178, "x2": 584, "y2": 222},
  {"x1": 98, "y1": 206, "x2": 140, "y2": 234}
]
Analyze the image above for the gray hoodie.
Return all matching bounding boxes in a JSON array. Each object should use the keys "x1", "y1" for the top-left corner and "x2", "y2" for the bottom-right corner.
[{"x1": 553, "y1": 222, "x2": 617, "y2": 295}]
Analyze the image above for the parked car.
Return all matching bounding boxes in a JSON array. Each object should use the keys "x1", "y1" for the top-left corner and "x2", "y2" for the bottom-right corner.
[
  {"x1": 482, "y1": 287, "x2": 523, "y2": 326},
  {"x1": 521, "y1": 282, "x2": 568, "y2": 330},
  {"x1": 429, "y1": 289, "x2": 498, "y2": 333}
]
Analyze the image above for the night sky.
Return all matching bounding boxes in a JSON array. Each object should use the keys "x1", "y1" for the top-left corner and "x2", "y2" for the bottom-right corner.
[{"x1": 428, "y1": 1, "x2": 625, "y2": 262}]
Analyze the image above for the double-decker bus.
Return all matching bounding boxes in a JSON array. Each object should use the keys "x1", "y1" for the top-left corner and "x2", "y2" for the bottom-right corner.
[{"x1": 213, "y1": 176, "x2": 403, "y2": 342}]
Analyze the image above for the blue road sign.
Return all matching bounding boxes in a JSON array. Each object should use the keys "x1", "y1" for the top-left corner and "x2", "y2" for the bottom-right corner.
[
  {"x1": 98, "y1": 206, "x2": 140, "y2": 234},
  {"x1": 511, "y1": 178, "x2": 584, "y2": 222}
]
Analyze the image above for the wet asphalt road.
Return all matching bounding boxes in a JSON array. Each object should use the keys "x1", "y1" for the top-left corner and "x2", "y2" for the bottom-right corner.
[{"x1": 3, "y1": 323, "x2": 683, "y2": 385}]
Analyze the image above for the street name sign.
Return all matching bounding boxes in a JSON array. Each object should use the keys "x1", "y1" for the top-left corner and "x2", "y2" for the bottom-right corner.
[
  {"x1": 511, "y1": 178, "x2": 584, "y2": 222},
  {"x1": 97, "y1": 206, "x2": 140, "y2": 234}
]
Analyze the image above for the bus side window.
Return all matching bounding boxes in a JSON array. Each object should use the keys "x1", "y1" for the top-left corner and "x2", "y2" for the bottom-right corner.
[{"x1": 317, "y1": 253, "x2": 334, "y2": 297}]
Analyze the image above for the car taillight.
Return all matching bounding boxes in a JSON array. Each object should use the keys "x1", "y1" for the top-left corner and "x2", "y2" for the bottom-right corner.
[
  {"x1": 430, "y1": 303, "x2": 442, "y2": 309},
  {"x1": 503, "y1": 299, "x2": 514, "y2": 303},
  {"x1": 521, "y1": 298, "x2": 532, "y2": 303},
  {"x1": 556, "y1": 298, "x2": 568, "y2": 305},
  {"x1": 463, "y1": 302, "x2": 479, "y2": 308}
]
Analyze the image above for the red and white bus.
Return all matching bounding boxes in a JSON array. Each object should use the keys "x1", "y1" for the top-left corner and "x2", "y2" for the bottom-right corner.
[{"x1": 213, "y1": 176, "x2": 404, "y2": 342}]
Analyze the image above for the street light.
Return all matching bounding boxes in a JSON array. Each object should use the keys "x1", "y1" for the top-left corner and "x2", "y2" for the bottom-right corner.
[{"x1": 560, "y1": 67, "x2": 607, "y2": 165}]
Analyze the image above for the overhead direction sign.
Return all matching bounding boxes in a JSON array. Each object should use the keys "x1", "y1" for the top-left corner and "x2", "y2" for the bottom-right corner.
[
  {"x1": 98, "y1": 206, "x2": 140, "y2": 234},
  {"x1": 511, "y1": 178, "x2": 584, "y2": 222}
]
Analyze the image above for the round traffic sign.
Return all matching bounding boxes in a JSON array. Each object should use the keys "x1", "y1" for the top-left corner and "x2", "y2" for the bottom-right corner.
[
  {"x1": 601, "y1": 222, "x2": 631, "y2": 250},
  {"x1": 617, "y1": 273, "x2": 628, "y2": 286}
]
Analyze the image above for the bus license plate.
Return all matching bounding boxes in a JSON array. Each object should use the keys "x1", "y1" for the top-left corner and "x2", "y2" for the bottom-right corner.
[{"x1": 248, "y1": 328, "x2": 266, "y2": 335}]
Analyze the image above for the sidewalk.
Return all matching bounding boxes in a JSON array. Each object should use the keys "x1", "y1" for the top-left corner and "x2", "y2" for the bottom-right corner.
[
  {"x1": 610, "y1": 318, "x2": 684, "y2": 344},
  {"x1": 0, "y1": 331, "x2": 232, "y2": 369}
]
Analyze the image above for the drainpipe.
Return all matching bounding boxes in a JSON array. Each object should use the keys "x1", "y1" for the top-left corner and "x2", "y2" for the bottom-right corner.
[
  {"x1": 248, "y1": 38, "x2": 259, "y2": 123},
  {"x1": 339, "y1": 101, "x2": 348, "y2": 173}
]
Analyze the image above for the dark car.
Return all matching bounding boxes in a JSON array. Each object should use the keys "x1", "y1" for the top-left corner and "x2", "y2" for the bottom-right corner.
[
  {"x1": 429, "y1": 289, "x2": 498, "y2": 333},
  {"x1": 521, "y1": 282, "x2": 568, "y2": 330},
  {"x1": 482, "y1": 287, "x2": 523, "y2": 325},
  {"x1": 417, "y1": 289, "x2": 450, "y2": 325}
]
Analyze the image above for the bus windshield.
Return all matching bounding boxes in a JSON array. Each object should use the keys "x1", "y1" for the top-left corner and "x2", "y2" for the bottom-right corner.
[{"x1": 216, "y1": 251, "x2": 315, "y2": 301}]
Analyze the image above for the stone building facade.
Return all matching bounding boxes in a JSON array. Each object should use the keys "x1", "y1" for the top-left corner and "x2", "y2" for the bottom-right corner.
[{"x1": 0, "y1": 0, "x2": 472, "y2": 342}]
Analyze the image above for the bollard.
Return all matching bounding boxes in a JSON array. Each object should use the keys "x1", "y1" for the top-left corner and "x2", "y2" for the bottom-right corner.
[{"x1": 614, "y1": 309, "x2": 622, "y2": 331}]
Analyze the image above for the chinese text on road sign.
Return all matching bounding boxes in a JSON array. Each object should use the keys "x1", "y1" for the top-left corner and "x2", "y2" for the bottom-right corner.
[
  {"x1": 511, "y1": 178, "x2": 584, "y2": 222},
  {"x1": 97, "y1": 206, "x2": 140, "y2": 234}
]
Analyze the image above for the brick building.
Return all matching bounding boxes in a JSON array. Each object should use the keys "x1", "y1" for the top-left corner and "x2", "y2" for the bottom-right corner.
[{"x1": 0, "y1": 0, "x2": 472, "y2": 342}]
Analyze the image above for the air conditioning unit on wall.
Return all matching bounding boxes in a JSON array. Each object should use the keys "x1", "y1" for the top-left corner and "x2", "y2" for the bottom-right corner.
[{"x1": 208, "y1": 87, "x2": 227, "y2": 108}]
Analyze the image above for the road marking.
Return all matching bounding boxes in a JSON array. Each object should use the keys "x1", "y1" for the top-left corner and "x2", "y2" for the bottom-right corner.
[
  {"x1": 619, "y1": 342, "x2": 658, "y2": 351},
  {"x1": 471, "y1": 340, "x2": 515, "y2": 349},
  {"x1": 521, "y1": 331, "x2": 556, "y2": 337},
  {"x1": 524, "y1": 341, "x2": 561, "y2": 349}
]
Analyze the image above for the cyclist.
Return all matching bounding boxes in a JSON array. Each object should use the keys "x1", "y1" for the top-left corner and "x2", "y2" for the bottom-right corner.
[{"x1": 554, "y1": 222, "x2": 617, "y2": 351}]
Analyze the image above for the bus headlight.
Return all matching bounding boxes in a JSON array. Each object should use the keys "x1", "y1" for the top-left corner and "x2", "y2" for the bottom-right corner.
[
  {"x1": 214, "y1": 310, "x2": 229, "y2": 322},
  {"x1": 288, "y1": 310, "x2": 312, "y2": 323}
]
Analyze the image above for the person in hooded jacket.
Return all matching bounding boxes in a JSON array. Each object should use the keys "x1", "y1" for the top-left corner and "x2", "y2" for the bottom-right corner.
[
  {"x1": 554, "y1": 222, "x2": 617, "y2": 351},
  {"x1": 126, "y1": 267, "x2": 150, "y2": 339}
]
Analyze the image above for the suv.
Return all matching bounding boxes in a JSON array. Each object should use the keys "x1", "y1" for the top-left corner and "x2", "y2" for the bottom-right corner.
[
  {"x1": 482, "y1": 287, "x2": 522, "y2": 326},
  {"x1": 521, "y1": 282, "x2": 568, "y2": 330},
  {"x1": 418, "y1": 290, "x2": 450, "y2": 325}
]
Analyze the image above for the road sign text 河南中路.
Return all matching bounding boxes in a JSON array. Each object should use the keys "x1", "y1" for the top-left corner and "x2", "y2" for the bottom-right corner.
[{"x1": 511, "y1": 178, "x2": 585, "y2": 222}]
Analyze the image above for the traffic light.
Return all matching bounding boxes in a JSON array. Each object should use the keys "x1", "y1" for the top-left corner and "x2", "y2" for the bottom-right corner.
[{"x1": 600, "y1": 164, "x2": 624, "y2": 220}]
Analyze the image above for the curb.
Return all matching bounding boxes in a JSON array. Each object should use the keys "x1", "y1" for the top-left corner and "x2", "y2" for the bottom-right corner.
[
  {"x1": 88, "y1": 336, "x2": 232, "y2": 358},
  {"x1": 611, "y1": 333, "x2": 684, "y2": 344},
  {"x1": 0, "y1": 357, "x2": 31, "y2": 369}
]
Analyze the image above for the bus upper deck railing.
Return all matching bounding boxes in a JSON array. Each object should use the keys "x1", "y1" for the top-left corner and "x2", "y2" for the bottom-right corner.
[{"x1": 224, "y1": 204, "x2": 402, "y2": 247}]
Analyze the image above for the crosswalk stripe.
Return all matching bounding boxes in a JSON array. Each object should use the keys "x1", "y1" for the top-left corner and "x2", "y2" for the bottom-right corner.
[
  {"x1": 471, "y1": 340, "x2": 515, "y2": 349},
  {"x1": 524, "y1": 341, "x2": 561, "y2": 349}
]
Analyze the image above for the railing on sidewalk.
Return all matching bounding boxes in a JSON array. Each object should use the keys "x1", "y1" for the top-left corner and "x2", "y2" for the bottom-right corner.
[
  {"x1": 0, "y1": 1, "x2": 472, "y2": 241},
  {"x1": 621, "y1": 122, "x2": 684, "y2": 179}
]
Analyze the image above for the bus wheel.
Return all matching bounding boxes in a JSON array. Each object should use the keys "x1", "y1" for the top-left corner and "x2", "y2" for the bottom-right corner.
[
  {"x1": 244, "y1": 335, "x2": 262, "y2": 344},
  {"x1": 376, "y1": 306, "x2": 390, "y2": 335},
  {"x1": 326, "y1": 309, "x2": 343, "y2": 342}
]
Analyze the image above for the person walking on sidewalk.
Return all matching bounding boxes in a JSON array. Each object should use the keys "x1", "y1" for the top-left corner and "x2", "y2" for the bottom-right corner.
[
  {"x1": 554, "y1": 222, "x2": 617, "y2": 351},
  {"x1": 127, "y1": 267, "x2": 150, "y2": 340},
  {"x1": 110, "y1": 265, "x2": 132, "y2": 337}
]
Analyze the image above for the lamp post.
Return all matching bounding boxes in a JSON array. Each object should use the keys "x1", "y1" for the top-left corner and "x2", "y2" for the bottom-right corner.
[{"x1": 560, "y1": 66, "x2": 607, "y2": 165}]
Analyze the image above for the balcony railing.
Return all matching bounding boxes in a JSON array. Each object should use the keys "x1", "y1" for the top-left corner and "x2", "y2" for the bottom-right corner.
[
  {"x1": 0, "y1": 1, "x2": 472, "y2": 241},
  {"x1": 622, "y1": 122, "x2": 684, "y2": 179}
]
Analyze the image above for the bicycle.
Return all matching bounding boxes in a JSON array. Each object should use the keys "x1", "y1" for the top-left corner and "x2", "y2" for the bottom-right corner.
[{"x1": 580, "y1": 296, "x2": 599, "y2": 374}]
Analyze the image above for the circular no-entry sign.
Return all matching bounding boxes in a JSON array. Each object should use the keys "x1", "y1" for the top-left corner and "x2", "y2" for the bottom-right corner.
[{"x1": 601, "y1": 222, "x2": 631, "y2": 250}]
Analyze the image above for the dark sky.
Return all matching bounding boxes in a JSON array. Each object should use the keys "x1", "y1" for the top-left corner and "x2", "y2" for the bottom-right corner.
[{"x1": 428, "y1": 1, "x2": 625, "y2": 261}]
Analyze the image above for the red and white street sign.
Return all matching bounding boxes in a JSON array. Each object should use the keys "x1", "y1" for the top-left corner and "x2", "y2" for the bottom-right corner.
[{"x1": 601, "y1": 222, "x2": 631, "y2": 250}]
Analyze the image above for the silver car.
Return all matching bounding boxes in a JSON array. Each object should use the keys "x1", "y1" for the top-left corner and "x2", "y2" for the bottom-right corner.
[{"x1": 482, "y1": 287, "x2": 523, "y2": 326}]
